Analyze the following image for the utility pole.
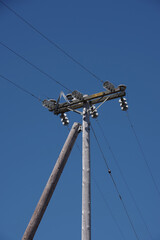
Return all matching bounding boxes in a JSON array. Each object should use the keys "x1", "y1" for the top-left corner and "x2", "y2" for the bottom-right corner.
[
  {"x1": 40, "y1": 81, "x2": 128, "y2": 240},
  {"x1": 22, "y1": 122, "x2": 81, "y2": 240},
  {"x1": 82, "y1": 102, "x2": 91, "y2": 240}
]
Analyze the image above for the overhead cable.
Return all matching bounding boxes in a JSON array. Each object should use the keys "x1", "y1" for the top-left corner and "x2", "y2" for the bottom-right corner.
[
  {"x1": 0, "y1": 74, "x2": 41, "y2": 101},
  {"x1": 0, "y1": 41, "x2": 71, "y2": 92},
  {"x1": 126, "y1": 112, "x2": 160, "y2": 198},
  {"x1": 66, "y1": 126, "x2": 126, "y2": 240},
  {"x1": 95, "y1": 118, "x2": 153, "y2": 240},
  {"x1": 92, "y1": 176, "x2": 126, "y2": 240},
  {"x1": 0, "y1": 0, "x2": 103, "y2": 84},
  {"x1": 91, "y1": 124, "x2": 140, "y2": 240}
]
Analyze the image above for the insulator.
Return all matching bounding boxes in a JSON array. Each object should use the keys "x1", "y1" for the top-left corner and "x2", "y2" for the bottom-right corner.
[
  {"x1": 91, "y1": 111, "x2": 98, "y2": 117},
  {"x1": 121, "y1": 106, "x2": 128, "y2": 111},
  {"x1": 119, "y1": 97, "x2": 128, "y2": 111},
  {"x1": 90, "y1": 105, "x2": 96, "y2": 112},
  {"x1": 103, "y1": 81, "x2": 115, "y2": 92},
  {"x1": 62, "y1": 120, "x2": 69, "y2": 125},
  {"x1": 62, "y1": 119, "x2": 69, "y2": 125},
  {"x1": 91, "y1": 114, "x2": 98, "y2": 118},
  {"x1": 60, "y1": 113, "x2": 69, "y2": 126},
  {"x1": 42, "y1": 99, "x2": 56, "y2": 111},
  {"x1": 72, "y1": 90, "x2": 83, "y2": 100},
  {"x1": 118, "y1": 84, "x2": 126, "y2": 91},
  {"x1": 90, "y1": 105, "x2": 98, "y2": 118},
  {"x1": 66, "y1": 93, "x2": 75, "y2": 102}
]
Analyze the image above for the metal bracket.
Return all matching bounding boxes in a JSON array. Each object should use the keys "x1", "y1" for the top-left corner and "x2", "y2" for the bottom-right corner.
[
  {"x1": 78, "y1": 125, "x2": 82, "y2": 133},
  {"x1": 95, "y1": 96, "x2": 110, "y2": 111},
  {"x1": 67, "y1": 107, "x2": 83, "y2": 115}
]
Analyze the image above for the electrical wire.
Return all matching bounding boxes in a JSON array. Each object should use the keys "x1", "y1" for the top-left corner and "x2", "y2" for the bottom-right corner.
[
  {"x1": 92, "y1": 176, "x2": 126, "y2": 240},
  {"x1": 95, "y1": 118, "x2": 153, "y2": 240},
  {"x1": 1, "y1": 3, "x2": 155, "y2": 237},
  {"x1": 0, "y1": 41, "x2": 71, "y2": 92},
  {"x1": 126, "y1": 111, "x2": 160, "y2": 198},
  {"x1": 0, "y1": 73, "x2": 42, "y2": 101},
  {"x1": 91, "y1": 123, "x2": 140, "y2": 240},
  {"x1": 0, "y1": 0, "x2": 103, "y2": 84},
  {"x1": 66, "y1": 125, "x2": 126, "y2": 240}
]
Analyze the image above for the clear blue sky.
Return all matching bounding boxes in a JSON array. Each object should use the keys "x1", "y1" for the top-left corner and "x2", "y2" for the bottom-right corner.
[{"x1": 0, "y1": 0, "x2": 160, "y2": 239}]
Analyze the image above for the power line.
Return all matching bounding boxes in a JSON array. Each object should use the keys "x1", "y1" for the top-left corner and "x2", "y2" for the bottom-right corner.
[
  {"x1": 91, "y1": 124, "x2": 140, "y2": 240},
  {"x1": 126, "y1": 111, "x2": 160, "y2": 198},
  {"x1": 0, "y1": 0, "x2": 103, "y2": 84},
  {"x1": 95, "y1": 118, "x2": 153, "y2": 240},
  {"x1": 66, "y1": 126, "x2": 126, "y2": 240},
  {"x1": 92, "y1": 176, "x2": 126, "y2": 240},
  {"x1": 0, "y1": 2, "x2": 151, "y2": 233},
  {"x1": 0, "y1": 73, "x2": 41, "y2": 101},
  {"x1": 0, "y1": 41, "x2": 71, "y2": 92}
]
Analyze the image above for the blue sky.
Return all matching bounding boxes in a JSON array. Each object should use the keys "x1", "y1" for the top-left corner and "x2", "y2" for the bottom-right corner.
[{"x1": 0, "y1": 0, "x2": 160, "y2": 239}]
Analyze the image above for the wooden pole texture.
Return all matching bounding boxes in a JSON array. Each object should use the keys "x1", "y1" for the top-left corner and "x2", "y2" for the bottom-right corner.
[
  {"x1": 82, "y1": 103, "x2": 91, "y2": 240},
  {"x1": 22, "y1": 122, "x2": 81, "y2": 240}
]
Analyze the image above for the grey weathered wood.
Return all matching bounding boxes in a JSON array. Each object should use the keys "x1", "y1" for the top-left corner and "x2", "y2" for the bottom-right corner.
[
  {"x1": 82, "y1": 103, "x2": 91, "y2": 240},
  {"x1": 54, "y1": 91, "x2": 125, "y2": 114},
  {"x1": 22, "y1": 122, "x2": 81, "y2": 240}
]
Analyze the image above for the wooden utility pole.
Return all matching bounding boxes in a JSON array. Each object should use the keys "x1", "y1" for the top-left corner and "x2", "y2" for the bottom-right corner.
[
  {"x1": 22, "y1": 122, "x2": 81, "y2": 240},
  {"x1": 40, "y1": 81, "x2": 127, "y2": 240},
  {"x1": 82, "y1": 102, "x2": 91, "y2": 240}
]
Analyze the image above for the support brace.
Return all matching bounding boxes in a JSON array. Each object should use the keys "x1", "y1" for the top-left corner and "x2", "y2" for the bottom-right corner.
[{"x1": 22, "y1": 122, "x2": 81, "y2": 240}]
